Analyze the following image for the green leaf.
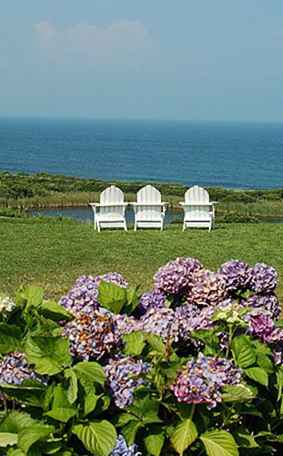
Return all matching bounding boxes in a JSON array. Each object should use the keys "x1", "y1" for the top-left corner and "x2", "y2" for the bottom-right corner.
[
  {"x1": 200, "y1": 430, "x2": 239, "y2": 456},
  {"x1": 21, "y1": 286, "x2": 44, "y2": 311},
  {"x1": 0, "y1": 382, "x2": 45, "y2": 407},
  {"x1": 39, "y1": 300, "x2": 73, "y2": 322},
  {"x1": 124, "y1": 287, "x2": 140, "y2": 314},
  {"x1": 123, "y1": 332, "x2": 145, "y2": 356},
  {"x1": 25, "y1": 335, "x2": 71, "y2": 375},
  {"x1": 221, "y1": 384, "x2": 256, "y2": 402},
  {"x1": 171, "y1": 419, "x2": 198, "y2": 456},
  {"x1": 122, "y1": 421, "x2": 142, "y2": 446},
  {"x1": 244, "y1": 367, "x2": 269, "y2": 386},
  {"x1": 64, "y1": 368, "x2": 78, "y2": 404},
  {"x1": 236, "y1": 433, "x2": 259, "y2": 448},
  {"x1": 144, "y1": 431, "x2": 165, "y2": 456},
  {"x1": 46, "y1": 407, "x2": 76, "y2": 423},
  {"x1": 84, "y1": 393, "x2": 99, "y2": 416},
  {"x1": 98, "y1": 281, "x2": 127, "y2": 314},
  {"x1": 256, "y1": 354, "x2": 273, "y2": 373},
  {"x1": 232, "y1": 336, "x2": 256, "y2": 368},
  {"x1": 7, "y1": 449, "x2": 25, "y2": 456},
  {"x1": 74, "y1": 361, "x2": 106, "y2": 386},
  {"x1": 0, "y1": 411, "x2": 38, "y2": 433},
  {"x1": 0, "y1": 324, "x2": 22, "y2": 354},
  {"x1": 145, "y1": 333, "x2": 166, "y2": 355},
  {"x1": 18, "y1": 424, "x2": 54, "y2": 453},
  {"x1": 0, "y1": 433, "x2": 18, "y2": 447},
  {"x1": 72, "y1": 420, "x2": 117, "y2": 456}
]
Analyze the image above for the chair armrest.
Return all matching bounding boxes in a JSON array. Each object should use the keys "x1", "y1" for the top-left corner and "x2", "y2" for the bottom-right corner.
[{"x1": 131, "y1": 202, "x2": 168, "y2": 207}]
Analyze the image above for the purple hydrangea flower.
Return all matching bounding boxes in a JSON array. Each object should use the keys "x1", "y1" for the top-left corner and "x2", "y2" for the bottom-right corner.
[
  {"x1": 244, "y1": 293, "x2": 280, "y2": 320},
  {"x1": 138, "y1": 290, "x2": 166, "y2": 315},
  {"x1": 104, "y1": 356, "x2": 150, "y2": 409},
  {"x1": 188, "y1": 270, "x2": 228, "y2": 307},
  {"x1": 114, "y1": 314, "x2": 139, "y2": 336},
  {"x1": 172, "y1": 353, "x2": 241, "y2": 409},
  {"x1": 249, "y1": 263, "x2": 278, "y2": 294},
  {"x1": 154, "y1": 257, "x2": 202, "y2": 295},
  {"x1": 139, "y1": 307, "x2": 179, "y2": 342},
  {"x1": 59, "y1": 272, "x2": 128, "y2": 317},
  {"x1": 63, "y1": 308, "x2": 119, "y2": 360},
  {"x1": 248, "y1": 312, "x2": 283, "y2": 344},
  {"x1": 175, "y1": 304, "x2": 214, "y2": 340},
  {"x1": 110, "y1": 435, "x2": 141, "y2": 456},
  {"x1": 0, "y1": 352, "x2": 40, "y2": 385},
  {"x1": 219, "y1": 260, "x2": 252, "y2": 293}
]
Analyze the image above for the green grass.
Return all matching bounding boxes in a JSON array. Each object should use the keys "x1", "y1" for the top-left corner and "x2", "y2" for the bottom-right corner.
[{"x1": 0, "y1": 219, "x2": 282, "y2": 302}]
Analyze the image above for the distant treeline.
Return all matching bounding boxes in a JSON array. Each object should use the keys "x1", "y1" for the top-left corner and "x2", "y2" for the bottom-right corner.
[{"x1": 1, "y1": 171, "x2": 283, "y2": 205}]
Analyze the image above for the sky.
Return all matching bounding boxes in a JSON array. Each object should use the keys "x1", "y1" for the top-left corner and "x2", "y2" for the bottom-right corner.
[{"x1": 1, "y1": 0, "x2": 283, "y2": 122}]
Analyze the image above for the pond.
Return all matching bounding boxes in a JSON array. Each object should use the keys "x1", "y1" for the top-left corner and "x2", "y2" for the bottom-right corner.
[{"x1": 31, "y1": 206, "x2": 184, "y2": 225}]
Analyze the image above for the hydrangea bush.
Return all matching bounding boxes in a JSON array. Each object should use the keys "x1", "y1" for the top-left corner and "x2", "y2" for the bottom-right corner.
[{"x1": 0, "y1": 257, "x2": 282, "y2": 455}]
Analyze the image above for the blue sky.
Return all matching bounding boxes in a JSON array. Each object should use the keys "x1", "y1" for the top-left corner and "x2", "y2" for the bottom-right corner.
[{"x1": 1, "y1": 0, "x2": 283, "y2": 121}]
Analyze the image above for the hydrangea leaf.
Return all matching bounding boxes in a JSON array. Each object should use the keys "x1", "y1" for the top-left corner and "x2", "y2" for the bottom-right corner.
[
  {"x1": 84, "y1": 393, "x2": 100, "y2": 417},
  {"x1": 122, "y1": 421, "x2": 143, "y2": 446},
  {"x1": 171, "y1": 419, "x2": 198, "y2": 455},
  {"x1": 200, "y1": 430, "x2": 239, "y2": 456},
  {"x1": 98, "y1": 281, "x2": 127, "y2": 314},
  {"x1": 45, "y1": 408, "x2": 76, "y2": 423},
  {"x1": 39, "y1": 300, "x2": 73, "y2": 322},
  {"x1": 18, "y1": 424, "x2": 54, "y2": 453},
  {"x1": 20, "y1": 286, "x2": 44, "y2": 310},
  {"x1": 0, "y1": 433, "x2": 18, "y2": 447},
  {"x1": 64, "y1": 368, "x2": 78, "y2": 404},
  {"x1": 232, "y1": 336, "x2": 256, "y2": 368},
  {"x1": 25, "y1": 336, "x2": 71, "y2": 375},
  {"x1": 0, "y1": 323, "x2": 22, "y2": 354},
  {"x1": 221, "y1": 384, "x2": 256, "y2": 402},
  {"x1": 0, "y1": 411, "x2": 38, "y2": 433},
  {"x1": 0, "y1": 382, "x2": 45, "y2": 407},
  {"x1": 74, "y1": 361, "x2": 106, "y2": 386},
  {"x1": 122, "y1": 331, "x2": 145, "y2": 356},
  {"x1": 72, "y1": 420, "x2": 117, "y2": 456},
  {"x1": 244, "y1": 367, "x2": 269, "y2": 387},
  {"x1": 144, "y1": 430, "x2": 165, "y2": 456}
]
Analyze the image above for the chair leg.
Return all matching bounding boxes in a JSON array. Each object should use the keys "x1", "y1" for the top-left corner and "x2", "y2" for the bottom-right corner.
[
  {"x1": 97, "y1": 222, "x2": 101, "y2": 233},
  {"x1": 183, "y1": 222, "x2": 186, "y2": 232},
  {"x1": 124, "y1": 221, "x2": 128, "y2": 232}
]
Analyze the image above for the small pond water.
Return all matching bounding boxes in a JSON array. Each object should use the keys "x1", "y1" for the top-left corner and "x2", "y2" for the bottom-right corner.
[
  {"x1": 30, "y1": 206, "x2": 283, "y2": 225},
  {"x1": 31, "y1": 206, "x2": 184, "y2": 225}
]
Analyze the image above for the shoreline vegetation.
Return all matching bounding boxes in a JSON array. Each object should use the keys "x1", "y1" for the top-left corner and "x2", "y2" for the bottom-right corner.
[{"x1": 1, "y1": 171, "x2": 283, "y2": 223}]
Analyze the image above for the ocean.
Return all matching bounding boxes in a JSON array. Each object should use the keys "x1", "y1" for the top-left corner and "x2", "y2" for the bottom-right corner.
[{"x1": 0, "y1": 117, "x2": 283, "y2": 188}]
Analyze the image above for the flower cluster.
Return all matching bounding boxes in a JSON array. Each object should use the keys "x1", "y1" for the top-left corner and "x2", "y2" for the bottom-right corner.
[
  {"x1": 188, "y1": 270, "x2": 227, "y2": 307},
  {"x1": 105, "y1": 356, "x2": 150, "y2": 409},
  {"x1": 0, "y1": 295, "x2": 16, "y2": 315},
  {"x1": 154, "y1": 257, "x2": 202, "y2": 295},
  {"x1": 138, "y1": 290, "x2": 166, "y2": 315},
  {"x1": 139, "y1": 307, "x2": 179, "y2": 342},
  {"x1": 248, "y1": 313, "x2": 283, "y2": 344},
  {"x1": 245, "y1": 293, "x2": 280, "y2": 320},
  {"x1": 175, "y1": 304, "x2": 214, "y2": 340},
  {"x1": 172, "y1": 353, "x2": 242, "y2": 409},
  {"x1": 110, "y1": 435, "x2": 141, "y2": 456},
  {"x1": 219, "y1": 260, "x2": 252, "y2": 293},
  {"x1": 63, "y1": 308, "x2": 119, "y2": 360},
  {"x1": 249, "y1": 263, "x2": 278, "y2": 294},
  {"x1": 0, "y1": 352, "x2": 39, "y2": 386},
  {"x1": 60, "y1": 272, "x2": 128, "y2": 316}
]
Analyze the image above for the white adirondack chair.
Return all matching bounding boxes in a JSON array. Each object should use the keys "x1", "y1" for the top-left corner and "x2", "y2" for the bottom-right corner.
[
  {"x1": 89, "y1": 186, "x2": 128, "y2": 232},
  {"x1": 180, "y1": 185, "x2": 216, "y2": 231},
  {"x1": 131, "y1": 185, "x2": 167, "y2": 231}
]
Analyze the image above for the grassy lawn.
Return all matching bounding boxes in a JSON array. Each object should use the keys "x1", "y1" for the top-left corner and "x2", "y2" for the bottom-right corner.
[{"x1": 0, "y1": 219, "x2": 282, "y2": 301}]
